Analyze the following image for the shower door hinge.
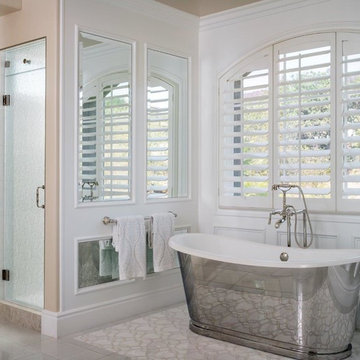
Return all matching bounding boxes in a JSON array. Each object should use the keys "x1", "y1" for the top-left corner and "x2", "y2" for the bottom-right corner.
[
  {"x1": 2, "y1": 95, "x2": 10, "y2": 106},
  {"x1": 2, "y1": 269, "x2": 10, "y2": 281},
  {"x1": 4, "y1": 60, "x2": 10, "y2": 68}
]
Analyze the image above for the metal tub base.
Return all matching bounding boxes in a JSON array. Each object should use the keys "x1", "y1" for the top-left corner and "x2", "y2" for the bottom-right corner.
[
  {"x1": 177, "y1": 252, "x2": 360, "y2": 360},
  {"x1": 190, "y1": 321, "x2": 352, "y2": 360}
]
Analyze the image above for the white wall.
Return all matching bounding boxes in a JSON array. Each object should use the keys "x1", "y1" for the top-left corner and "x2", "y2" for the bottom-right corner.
[
  {"x1": 48, "y1": 0, "x2": 199, "y2": 337},
  {"x1": 199, "y1": 0, "x2": 360, "y2": 247}
]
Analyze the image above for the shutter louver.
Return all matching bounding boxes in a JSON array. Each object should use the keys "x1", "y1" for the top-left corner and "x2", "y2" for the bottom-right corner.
[
  {"x1": 79, "y1": 95, "x2": 97, "y2": 184},
  {"x1": 275, "y1": 41, "x2": 333, "y2": 199},
  {"x1": 147, "y1": 78, "x2": 172, "y2": 199},
  {"x1": 220, "y1": 49, "x2": 271, "y2": 207},
  {"x1": 340, "y1": 36, "x2": 360, "y2": 201}
]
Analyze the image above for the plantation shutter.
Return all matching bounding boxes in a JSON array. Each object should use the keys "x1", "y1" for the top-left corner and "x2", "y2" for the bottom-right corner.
[
  {"x1": 274, "y1": 34, "x2": 335, "y2": 209},
  {"x1": 79, "y1": 93, "x2": 97, "y2": 185},
  {"x1": 219, "y1": 48, "x2": 272, "y2": 208},
  {"x1": 147, "y1": 77, "x2": 173, "y2": 199},
  {"x1": 338, "y1": 33, "x2": 360, "y2": 210},
  {"x1": 100, "y1": 73, "x2": 131, "y2": 200}
]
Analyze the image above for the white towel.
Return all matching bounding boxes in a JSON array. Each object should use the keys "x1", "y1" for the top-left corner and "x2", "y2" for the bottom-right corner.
[
  {"x1": 112, "y1": 216, "x2": 146, "y2": 281},
  {"x1": 152, "y1": 212, "x2": 177, "y2": 272},
  {"x1": 99, "y1": 239, "x2": 113, "y2": 277}
]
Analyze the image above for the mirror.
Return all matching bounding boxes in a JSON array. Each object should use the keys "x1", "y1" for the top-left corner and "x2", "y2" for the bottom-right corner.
[
  {"x1": 146, "y1": 49, "x2": 188, "y2": 199},
  {"x1": 78, "y1": 32, "x2": 132, "y2": 203}
]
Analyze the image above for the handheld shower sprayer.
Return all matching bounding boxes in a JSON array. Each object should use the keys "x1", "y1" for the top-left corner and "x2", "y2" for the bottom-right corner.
[{"x1": 269, "y1": 184, "x2": 314, "y2": 248}]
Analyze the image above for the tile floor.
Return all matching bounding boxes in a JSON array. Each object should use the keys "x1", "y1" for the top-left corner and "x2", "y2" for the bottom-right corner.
[
  {"x1": 1, "y1": 304, "x2": 360, "y2": 359},
  {"x1": 0, "y1": 318, "x2": 119, "y2": 360}
]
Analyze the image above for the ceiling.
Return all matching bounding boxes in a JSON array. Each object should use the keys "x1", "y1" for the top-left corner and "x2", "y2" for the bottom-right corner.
[
  {"x1": 0, "y1": 0, "x2": 262, "y2": 18},
  {"x1": 0, "y1": 0, "x2": 21, "y2": 16},
  {"x1": 154, "y1": 0, "x2": 262, "y2": 17}
]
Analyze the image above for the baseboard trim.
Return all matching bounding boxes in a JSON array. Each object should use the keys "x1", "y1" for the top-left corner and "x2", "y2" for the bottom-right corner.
[
  {"x1": 42, "y1": 309, "x2": 59, "y2": 338},
  {"x1": 42, "y1": 283, "x2": 185, "y2": 338}
]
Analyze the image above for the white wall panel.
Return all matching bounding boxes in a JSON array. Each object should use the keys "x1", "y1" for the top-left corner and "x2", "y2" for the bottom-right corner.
[{"x1": 214, "y1": 226, "x2": 266, "y2": 243}]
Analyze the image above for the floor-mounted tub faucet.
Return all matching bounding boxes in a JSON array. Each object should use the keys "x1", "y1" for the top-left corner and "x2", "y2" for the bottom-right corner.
[{"x1": 268, "y1": 184, "x2": 313, "y2": 248}]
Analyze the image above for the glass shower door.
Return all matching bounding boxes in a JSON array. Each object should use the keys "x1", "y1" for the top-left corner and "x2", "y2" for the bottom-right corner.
[{"x1": 2, "y1": 39, "x2": 45, "y2": 309}]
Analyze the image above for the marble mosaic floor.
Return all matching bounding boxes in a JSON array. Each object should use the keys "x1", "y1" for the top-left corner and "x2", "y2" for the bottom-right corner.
[
  {"x1": 74, "y1": 304, "x2": 360, "y2": 360},
  {"x1": 1, "y1": 304, "x2": 360, "y2": 359}
]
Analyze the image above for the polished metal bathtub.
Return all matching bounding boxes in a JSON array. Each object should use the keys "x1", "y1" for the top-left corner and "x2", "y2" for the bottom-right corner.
[{"x1": 169, "y1": 233, "x2": 360, "y2": 360}]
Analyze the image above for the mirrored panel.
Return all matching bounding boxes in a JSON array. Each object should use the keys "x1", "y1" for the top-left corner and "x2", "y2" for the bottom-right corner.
[
  {"x1": 78, "y1": 32, "x2": 132, "y2": 203},
  {"x1": 78, "y1": 238, "x2": 155, "y2": 289},
  {"x1": 146, "y1": 49, "x2": 188, "y2": 200},
  {"x1": 78, "y1": 239, "x2": 119, "y2": 289},
  {"x1": 78, "y1": 227, "x2": 189, "y2": 289}
]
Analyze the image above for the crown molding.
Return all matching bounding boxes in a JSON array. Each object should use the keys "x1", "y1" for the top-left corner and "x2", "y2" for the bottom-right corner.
[
  {"x1": 200, "y1": 0, "x2": 332, "y2": 32},
  {"x1": 97, "y1": 0, "x2": 199, "y2": 29}
]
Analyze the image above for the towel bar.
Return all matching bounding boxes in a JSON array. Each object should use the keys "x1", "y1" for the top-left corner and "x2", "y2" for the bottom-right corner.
[{"x1": 102, "y1": 211, "x2": 177, "y2": 225}]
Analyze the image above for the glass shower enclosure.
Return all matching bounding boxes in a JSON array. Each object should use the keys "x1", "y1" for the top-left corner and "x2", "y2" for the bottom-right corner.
[{"x1": 0, "y1": 39, "x2": 45, "y2": 310}]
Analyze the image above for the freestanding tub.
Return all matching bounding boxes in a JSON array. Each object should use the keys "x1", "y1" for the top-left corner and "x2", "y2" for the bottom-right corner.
[{"x1": 169, "y1": 233, "x2": 360, "y2": 360}]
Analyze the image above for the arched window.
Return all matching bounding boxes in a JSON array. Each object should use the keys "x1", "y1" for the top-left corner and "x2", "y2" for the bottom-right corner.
[{"x1": 219, "y1": 32, "x2": 360, "y2": 212}]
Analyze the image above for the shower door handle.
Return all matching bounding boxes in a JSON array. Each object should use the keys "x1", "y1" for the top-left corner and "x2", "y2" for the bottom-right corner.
[{"x1": 36, "y1": 185, "x2": 45, "y2": 209}]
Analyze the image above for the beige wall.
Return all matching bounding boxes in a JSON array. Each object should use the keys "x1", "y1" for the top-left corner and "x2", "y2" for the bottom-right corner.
[{"x1": 0, "y1": 0, "x2": 59, "y2": 312}]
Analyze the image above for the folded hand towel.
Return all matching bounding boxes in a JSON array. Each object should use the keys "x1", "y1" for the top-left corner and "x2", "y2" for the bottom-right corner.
[
  {"x1": 111, "y1": 251, "x2": 119, "y2": 280},
  {"x1": 152, "y1": 212, "x2": 177, "y2": 272},
  {"x1": 112, "y1": 216, "x2": 146, "y2": 280}
]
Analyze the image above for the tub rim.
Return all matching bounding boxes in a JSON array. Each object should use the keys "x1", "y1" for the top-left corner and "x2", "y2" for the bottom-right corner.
[{"x1": 169, "y1": 233, "x2": 360, "y2": 269}]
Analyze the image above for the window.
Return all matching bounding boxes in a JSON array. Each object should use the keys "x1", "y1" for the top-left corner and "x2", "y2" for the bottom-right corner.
[
  {"x1": 79, "y1": 72, "x2": 131, "y2": 202},
  {"x1": 146, "y1": 48, "x2": 189, "y2": 200},
  {"x1": 220, "y1": 48, "x2": 271, "y2": 208},
  {"x1": 146, "y1": 76, "x2": 174, "y2": 199},
  {"x1": 219, "y1": 32, "x2": 360, "y2": 212},
  {"x1": 338, "y1": 33, "x2": 360, "y2": 211}
]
